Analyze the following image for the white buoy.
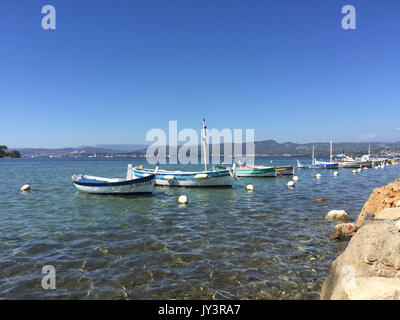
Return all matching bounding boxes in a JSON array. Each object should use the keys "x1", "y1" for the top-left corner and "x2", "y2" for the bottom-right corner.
[
  {"x1": 177, "y1": 195, "x2": 188, "y2": 204},
  {"x1": 21, "y1": 184, "x2": 31, "y2": 191},
  {"x1": 315, "y1": 174, "x2": 321, "y2": 179},
  {"x1": 363, "y1": 167, "x2": 368, "y2": 170},
  {"x1": 287, "y1": 181, "x2": 295, "y2": 188},
  {"x1": 357, "y1": 168, "x2": 362, "y2": 173},
  {"x1": 352, "y1": 169, "x2": 357, "y2": 174},
  {"x1": 333, "y1": 171, "x2": 339, "y2": 176},
  {"x1": 246, "y1": 184, "x2": 254, "y2": 191},
  {"x1": 293, "y1": 176, "x2": 299, "y2": 182}
]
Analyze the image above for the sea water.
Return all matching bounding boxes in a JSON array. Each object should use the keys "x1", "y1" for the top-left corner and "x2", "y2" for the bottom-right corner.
[{"x1": 0, "y1": 157, "x2": 399, "y2": 299}]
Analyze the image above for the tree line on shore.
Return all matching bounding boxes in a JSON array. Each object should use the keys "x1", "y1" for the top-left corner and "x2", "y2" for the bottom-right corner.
[{"x1": 0, "y1": 146, "x2": 21, "y2": 158}]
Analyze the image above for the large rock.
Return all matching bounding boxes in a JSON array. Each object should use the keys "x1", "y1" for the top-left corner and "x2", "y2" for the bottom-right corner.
[
  {"x1": 356, "y1": 179, "x2": 400, "y2": 228},
  {"x1": 374, "y1": 207, "x2": 400, "y2": 220},
  {"x1": 345, "y1": 277, "x2": 400, "y2": 300},
  {"x1": 320, "y1": 221, "x2": 400, "y2": 299}
]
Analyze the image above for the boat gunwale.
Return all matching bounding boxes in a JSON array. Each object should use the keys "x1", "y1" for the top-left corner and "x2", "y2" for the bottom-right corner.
[{"x1": 72, "y1": 174, "x2": 155, "y2": 187}]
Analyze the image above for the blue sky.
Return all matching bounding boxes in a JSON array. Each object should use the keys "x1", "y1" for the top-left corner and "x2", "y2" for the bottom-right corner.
[{"x1": 1, "y1": 0, "x2": 400, "y2": 148}]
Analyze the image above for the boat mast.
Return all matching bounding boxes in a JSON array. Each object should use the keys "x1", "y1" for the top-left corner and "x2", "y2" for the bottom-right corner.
[
  {"x1": 312, "y1": 146, "x2": 315, "y2": 164},
  {"x1": 202, "y1": 119, "x2": 207, "y2": 171},
  {"x1": 330, "y1": 141, "x2": 333, "y2": 163}
]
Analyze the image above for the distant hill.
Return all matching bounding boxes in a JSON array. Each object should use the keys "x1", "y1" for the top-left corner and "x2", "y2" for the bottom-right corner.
[
  {"x1": 95, "y1": 144, "x2": 147, "y2": 152},
  {"x1": 10, "y1": 140, "x2": 400, "y2": 157},
  {"x1": 129, "y1": 140, "x2": 400, "y2": 156},
  {"x1": 251, "y1": 140, "x2": 400, "y2": 155},
  {"x1": 11, "y1": 146, "x2": 124, "y2": 156}
]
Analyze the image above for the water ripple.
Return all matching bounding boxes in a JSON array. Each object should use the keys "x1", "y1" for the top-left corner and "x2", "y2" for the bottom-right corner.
[{"x1": 0, "y1": 157, "x2": 399, "y2": 299}]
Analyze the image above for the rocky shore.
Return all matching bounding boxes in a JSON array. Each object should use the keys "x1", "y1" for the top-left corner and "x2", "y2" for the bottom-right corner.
[{"x1": 320, "y1": 178, "x2": 400, "y2": 299}]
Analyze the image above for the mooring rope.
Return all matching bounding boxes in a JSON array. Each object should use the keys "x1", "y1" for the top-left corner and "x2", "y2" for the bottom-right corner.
[
  {"x1": 233, "y1": 173, "x2": 248, "y2": 188},
  {"x1": 24, "y1": 183, "x2": 72, "y2": 192}
]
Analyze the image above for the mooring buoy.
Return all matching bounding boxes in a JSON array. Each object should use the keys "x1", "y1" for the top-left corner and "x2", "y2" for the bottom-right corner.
[
  {"x1": 178, "y1": 195, "x2": 188, "y2": 204},
  {"x1": 21, "y1": 184, "x2": 31, "y2": 191},
  {"x1": 246, "y1": 184, "x2": 254, "y2": 191}
]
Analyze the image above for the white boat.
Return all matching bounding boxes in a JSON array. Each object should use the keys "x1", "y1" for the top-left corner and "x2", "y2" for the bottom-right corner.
[
  {"x1": 314, "y1": 141, "x2": 339, "y2": 167},
  {"x1": 297, "y1": 146, "x2": 339, "y2": 169},
  {"x1": 336, "y1": 155, "x2": 372, "y2": 168},
  {"x1": 133, "y1": 119, "x2": 236, "y2": 188},
  {"x1": 72, "y1": 164, "x2": 156, "y2": 194}
]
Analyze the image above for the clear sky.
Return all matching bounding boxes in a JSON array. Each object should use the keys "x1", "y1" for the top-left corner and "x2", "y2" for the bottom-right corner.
[{"x1": 1, "y1": 0, "x2": 400, "y2": 148}]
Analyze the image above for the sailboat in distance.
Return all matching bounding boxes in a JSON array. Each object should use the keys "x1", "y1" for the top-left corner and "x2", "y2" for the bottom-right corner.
[
  {"x1": 132, "y1": 119, "x2": 236, "y2": 187},
  {"x1": 297, "y1": 145, "x2": 339, "y2": 169},
  {"x1": 314, "y1": 141, "x2": 339, "y2": 168}
]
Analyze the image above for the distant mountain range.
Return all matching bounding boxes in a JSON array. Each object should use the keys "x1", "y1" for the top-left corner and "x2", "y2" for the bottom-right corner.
[
  {"x1": 95, "y1": 144, "x2": 148, "y2": 152},
  {"x1": 12, "y1": 140, "x2": 400, "y2": 157},
  {"x1": 131, "y1": 140, "x2": 400, "y2": 156},
  {"x1": 251, "y1": 140, "x2": 400, "y2": 155},
  {"x1": 11, "y1": 144, "x2": 147, "y2": 156}
]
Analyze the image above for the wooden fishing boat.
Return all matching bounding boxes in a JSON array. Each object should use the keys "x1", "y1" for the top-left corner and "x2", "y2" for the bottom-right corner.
[
  {"x1": 133, "y1": 166, "x2": 234, "y2": 187},
  {"x1": 235, "y1": 163, "x2": 277, "y2": 177},
  {"x1": 338, "y1": 160, "x2": 372, "y2": 169},
  {"x1": 276, "y1": 165, "x2": 294, "y2": 175},
  {"x1": 336, "y1": 155, "x2": 372, "y2": 168},
  {"x1": 133, "y1": 120, "x2": 236, "y2": 188},
  {"x1": 72, "y1": 165, "x2": 156, "y2": 194},
  {"x1": 297, "y1": 161, "x2": 338, "y2": 169}
]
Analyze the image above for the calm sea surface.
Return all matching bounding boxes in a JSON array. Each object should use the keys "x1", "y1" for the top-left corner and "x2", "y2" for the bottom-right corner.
[{"x1": 1, "y1": 157, "x2": 399, "y2": 299}]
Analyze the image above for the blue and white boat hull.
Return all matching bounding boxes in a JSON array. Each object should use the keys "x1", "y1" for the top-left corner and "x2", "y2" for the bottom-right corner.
[
  {"x1": 297, "y1": 161, "x2": 339, "y2": 169},
  {"x1": 71, "y1": 174, "x2": 155, "y2": 194},
  {"x1": 133, "y1": 168, "x2": 234, "y2": 188},
  {"x1": 235, "y1": 166, "x2": 277, "y2": 177}
]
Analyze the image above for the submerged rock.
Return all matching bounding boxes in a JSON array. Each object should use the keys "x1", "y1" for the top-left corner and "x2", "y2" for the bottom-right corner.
[{"x1": 313, "y1": 198, "x2": 328, "y2": 203}]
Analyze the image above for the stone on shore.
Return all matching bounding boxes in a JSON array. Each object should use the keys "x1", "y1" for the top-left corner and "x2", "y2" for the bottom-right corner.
[
  {"x1": 325, "y1": 210, "x2": 350, "y2": 221},
  {"x1": 356, "y1": 179, "x2": 400, "y2": 228},
  {"x1": 329, "y1": 223, "x2": 356, "y2": 239},
  {"x1": 374, "y1": 207, "x2": 400, "y2": 220},
  {"x1": 345, "y1": 277, "x2": 400, "y2": 300},
  {"x1": 320, "y1": 221, "x2": 400, "y2": 299}
]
